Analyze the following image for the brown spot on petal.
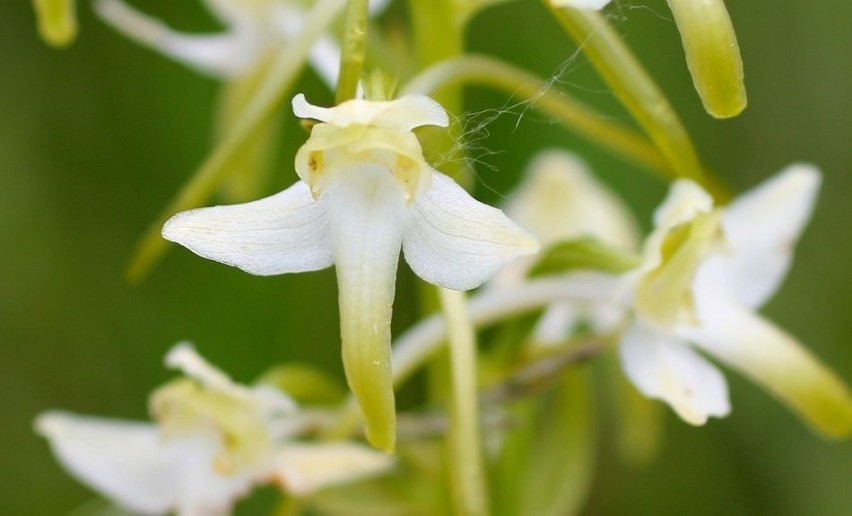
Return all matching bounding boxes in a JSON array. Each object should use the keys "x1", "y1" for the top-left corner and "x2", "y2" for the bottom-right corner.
[{"x1": 308, "y1": 151, "x2": 324, "y2": 173}]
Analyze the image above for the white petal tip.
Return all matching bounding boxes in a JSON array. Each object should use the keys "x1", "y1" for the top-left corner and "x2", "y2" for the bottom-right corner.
[
  {"x1": 291, "y1": 93, "x2": 311, "y2": 118},
  {"x1": 34, "y1": 410, "x2": 68, "y2": 437},
  {"x1": 776, "y1": 163, "x2": 822, "y2": 195},
  {"x1": 163, "y1": 341, "x2": 200, "y2": 370},
  {"x1": 551, "y1": 0, "x2": 612, "y2": 10}
]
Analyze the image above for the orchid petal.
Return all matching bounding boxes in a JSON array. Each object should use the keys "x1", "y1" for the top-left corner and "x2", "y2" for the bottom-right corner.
[
  {"x1": 700, "y1": 164, "x2": 821, "y2": 308},
  {"x1": 270, "y1": 443, "x2": 394, "y2": 495},
  {"x1": 628, "y1": 179, "x2": 714, "y2": 285},
  {"x1": 652, "y1": 179, "x2": 713, "y2": 230},
  {"x1": 403, "y1": 171, "x2": 540, "y2": 291},
  {"x1": 35, "y1": 412, "x2": 179, "y2": 514},
  {"x1": 308, "y1": 34, "x2": 343, "y2": 88},
  {"x1": 292, "y1": 94, "x2": 449, "y2": 131},
  {"x1": 164, "y1": 343, "x2": 298, "y2": 415},
  {"x1": 162, "y1": 181, "x2": 333, "y2": 276},
  {"x1": 683, "y1": 294, "x2": 852, "y2": 438},
  {"x1": 551, "y1": 0, "x2": 611, "y2": 10},
  {"x1": 620, "y1": 322, "x2": 730, "y2": 425},
  {"x1": 530, "y1": 303, "x2": 578, "y2": 346},
  {"x1": 504, "y1": 150, "x2": 639, "y2": 251},
  {"x1": 201, "y1": 0, "x2": 249, "y2": 26},
  {"x1": 95, "y1": 0, "x2": 251, "y2": 78},
  {"x1": 324, "y1": 167, "x2": 411, "y2": 452}
]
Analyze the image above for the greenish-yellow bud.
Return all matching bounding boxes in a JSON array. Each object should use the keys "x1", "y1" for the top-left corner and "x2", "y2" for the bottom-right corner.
[
  {"x1": 666, "y1": 0, "x2": 746, "y2": 118},
  {"x1": 32, "y1": 0, "x2": 78, "y2": 48}
]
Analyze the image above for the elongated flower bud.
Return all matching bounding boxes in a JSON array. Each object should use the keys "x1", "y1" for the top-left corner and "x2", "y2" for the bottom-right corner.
[
  {"x1": 666, "y1": 0, "x2": 747, "y2": 118},
  {"x1": 32, "y1": 0, "x2": 77, "y2": 47}
]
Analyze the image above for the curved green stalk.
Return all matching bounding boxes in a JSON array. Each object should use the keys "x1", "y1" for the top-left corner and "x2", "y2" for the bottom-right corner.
[
  {"x1": 125, "y1": 0, "x2": 347, "y2": 282},
  {"x1": 402, "y1": 55, "x2": 670, "y2": 178},
  {"x1": 546, "y1": 4, "x2": 706, "y2": 185}
]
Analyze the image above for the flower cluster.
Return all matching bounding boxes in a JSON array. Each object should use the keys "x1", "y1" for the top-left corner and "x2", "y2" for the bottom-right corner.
[
  {"x1": 29, "y1": 0, "x2": 852, "y2": 514},
  {"x1": 36, "y1": 343, "x2": 392, "y2": 515},
  {"x1": 163, "y1": 94, "x2": 538, "y2": 451}
]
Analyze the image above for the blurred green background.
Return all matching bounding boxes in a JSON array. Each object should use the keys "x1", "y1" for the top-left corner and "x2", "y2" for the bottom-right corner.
[{"x1": 2, "y1": 0, "x2": 850, "y2": 514}]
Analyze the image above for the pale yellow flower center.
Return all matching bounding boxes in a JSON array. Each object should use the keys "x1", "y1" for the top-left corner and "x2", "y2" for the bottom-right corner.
[
  {"x1": 635, "y1": 210, "x2": 722, "y2": 329},
  {"x1": 295, "y1": 123, "x2": 433, "y2": 204},
  {"x1": 150, "y1": 379, "x2": 272, "y2": 474}
]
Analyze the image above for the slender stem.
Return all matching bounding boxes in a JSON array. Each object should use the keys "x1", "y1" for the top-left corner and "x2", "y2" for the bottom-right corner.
[
  {"x1": 407, "y1": 0, "x2": 470, "y2": 185},
  {"x1": 402, "y1": 55, "x2": 669, "y2": 178},
  {"x1": 546, "y1": 5, "x2": 706, "y2": 185},
  {"x1": 336, "y1": 0, "x2": 371, "y2": 103},
  {"x1": 125, "y1": 0, "x2": 347, "y2": 282},
  {"x1": 394, "y1": 274, "x2": 620, "y2": 386},
  {"x1": 439, "y1": 288, "x2": 490, "y2": 516},
  {"x1": 330, "y1": 274, "x2": 620, "y2": 435}
]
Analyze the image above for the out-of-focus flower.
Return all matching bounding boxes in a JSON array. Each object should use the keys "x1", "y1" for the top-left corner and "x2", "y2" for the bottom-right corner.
[
  {"x1": 162, "y1": 94, "x2": 539, "y2": 451},
  {"x1": 35, "y1": 343, "x2": 394, "y2": 515},
  {"x1": 94, "y1": 0, "x2": 390, "y2": 85},
  {"x1": 619, "y1": 165, "x2": 852, "y2": 437},
  {"x1": 497, "y1": 150, "x2": 638, "y2": 344}
]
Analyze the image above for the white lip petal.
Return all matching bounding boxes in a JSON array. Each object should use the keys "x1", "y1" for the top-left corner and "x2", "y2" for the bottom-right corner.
[
  {"x1": 271, "y1": 442, "x2": 394, "y2": 496},
  {"x1": 324, "y1": 167, "x2": 411, "y2": 452},
  {"x1": 162, "y1": 181, "x2": 334, "y2": 276},
  {"x1": 403, "y1": 171, "x2": 540, "y2": 291},
  {"x1": 292, "y1": 94, "x2": 449, "y2": 131},
  {"x1": 619, "y1": 321, "x2": 730, "y2": 425},
  {"x1": 683, "y1": 293, "x2": 852, "y2": 438},
  {"x1": 95, "y1": 0, "x2": 251, "y2": 78},
  {"x1": 551, "y1": 0, "x2": 612, "y2": 10},
  {"x1": 35, "y1": 411, "x2": 178, "y2": 514},
  {"x1": 703, "y1": 164, "x2": 821, "y2": 308}
]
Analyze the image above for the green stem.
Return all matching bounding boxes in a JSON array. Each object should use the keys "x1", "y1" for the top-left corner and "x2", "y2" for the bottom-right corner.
[
  {"x1": 439, "y1": 288, "x2": 490, "y2": 516},
  {"x1": 546, "y1": 4, "x2": 706, "y2": 185},
  {"x1": 336, "y1": 0, "x2": 371, "y2": 103},
  {"x1": 402, "y1": 54, "x2": 670, "y2": 178},
  {"x1": 125, "y1": 0, "x2": 346, "y2": 282},
  {"x1": 329, "y1": 275, "x2": 620, "y2": 439},
  {"x1": 408, "y1": 0, "x2": 469, "y2": 185}
]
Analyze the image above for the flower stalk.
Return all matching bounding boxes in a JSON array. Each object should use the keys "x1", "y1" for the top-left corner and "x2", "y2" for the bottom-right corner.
[
  {"x1": 545, "y1": 3, "x2": 708, "y2": 187},
  {"x1": 440, "y1": 288, "x2": 490, "y2": 516},
  {"x1": 402, "y1": 55, "x2": 669, "y2": 177},
  {"x1": 336, "y1": 0, "x2": 372, "y2": 102}
]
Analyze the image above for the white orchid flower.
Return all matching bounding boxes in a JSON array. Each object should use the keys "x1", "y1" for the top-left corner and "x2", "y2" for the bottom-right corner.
[
  {"x1": 161, "y1": 94, "x2": 539, "y2": 451},
  {"x1": 35, "y1": 343, "x2": 394, "y2": 516},
  {"x1": 497, "y1": 150, "x2": 639, "y2": 345},
  {"x1": 620, "y1": 165, "x2": 852, "y2": 437},
  {"x1": 94, "y1": 0, "x2": 390, "y2": 85}
]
